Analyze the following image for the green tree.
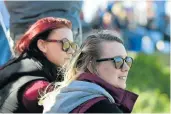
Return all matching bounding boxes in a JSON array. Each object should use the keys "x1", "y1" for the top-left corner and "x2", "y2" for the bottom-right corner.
[{"x1": 127, "y1": 53, "x2": 170, "y2": 113}]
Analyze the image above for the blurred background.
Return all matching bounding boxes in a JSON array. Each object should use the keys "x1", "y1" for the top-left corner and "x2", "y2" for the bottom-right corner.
[
  {"x1": 0, "y1": 0, "x2": 170, "y2": 113},
  {"x1": 81, "y1": 0, "x2": 170, "y2": 113}
]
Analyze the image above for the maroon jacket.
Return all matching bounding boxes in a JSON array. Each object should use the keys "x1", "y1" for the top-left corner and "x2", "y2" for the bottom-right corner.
[{"x1": 72, "y1": 73, "x2": 138, "y2": 113}]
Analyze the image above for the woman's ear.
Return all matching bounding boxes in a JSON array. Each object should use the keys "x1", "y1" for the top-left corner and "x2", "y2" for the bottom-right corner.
[
  {"x1": 87, "y1": 61, "x2": 96, "y2": 74},
  {"x1": 88, "y1": 60, "x2": 99, "y2": 75},
  {"x1": 37, "y1": 39, "x2": 47, "y2": 53}
]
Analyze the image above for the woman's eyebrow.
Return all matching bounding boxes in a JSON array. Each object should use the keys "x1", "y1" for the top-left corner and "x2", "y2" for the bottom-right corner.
[{"x1": 115, "y1": 55, "x2": 127, "y2": 58}]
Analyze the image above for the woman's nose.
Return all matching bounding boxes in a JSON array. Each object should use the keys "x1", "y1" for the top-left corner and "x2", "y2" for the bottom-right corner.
[
  {"x1": 121, "y1": 62, "x2": 130, "y2": 72},
  {"x1": 67, "y1": 46, "x2": 75, "y2": 55}
]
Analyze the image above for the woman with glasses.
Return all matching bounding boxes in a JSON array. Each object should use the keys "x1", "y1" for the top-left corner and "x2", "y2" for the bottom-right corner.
[
  {"x1": 42, "y1": 30, "x2": 138, "y2": 113},
  {"x1": 0, "y1": 17, "x2": 77, "y2": 113}
]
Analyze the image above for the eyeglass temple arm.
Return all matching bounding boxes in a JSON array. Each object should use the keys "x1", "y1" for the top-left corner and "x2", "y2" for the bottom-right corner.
[
  {"x1": 45, "y1": 40, "x2": 62, "y2": 43},
  {"x1": 96, "y1": 58, "x2": 114, "y2": 62}
]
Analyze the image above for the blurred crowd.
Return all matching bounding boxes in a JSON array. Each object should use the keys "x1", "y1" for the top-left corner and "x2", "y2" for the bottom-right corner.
[{"x1": 81, "y1": 0, "x2": 170, "y2": 54}]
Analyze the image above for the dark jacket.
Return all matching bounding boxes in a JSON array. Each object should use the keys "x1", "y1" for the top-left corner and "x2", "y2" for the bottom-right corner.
[
  {"x1": 5, "y1": 1, "x2": 82, "y2": 34},
  {"x1": 5, "y1": 1, "x2": 83, "y2": 45},
  {"x1": 0, "y1": 54, "x2": 59, "y2": 113},
  {"x1": 72, "y1": 73, "x2": 138, "y2": 113}
]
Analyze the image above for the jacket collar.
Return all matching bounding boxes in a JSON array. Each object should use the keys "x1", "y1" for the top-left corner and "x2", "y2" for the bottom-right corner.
[{"x1": 77, "y1": 72, "x2": 138, "y2": 113}]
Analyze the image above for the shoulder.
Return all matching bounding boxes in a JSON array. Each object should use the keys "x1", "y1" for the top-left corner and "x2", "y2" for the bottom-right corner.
[
  {"x1": 22, "y1": 80, "x2": 49, "y2": 100},
  {"x1": 22, "y1": 80, "x2": 50, "y2": 112},
  {"x1": 72, "y1": 97, "x2": 123, "y2": 113},
  {"x1": 0, "y1": 57, "x2": 36, "y2": 74},
  {"x1": 85, "y1": 98, "x2": 123, "y2": 113}
]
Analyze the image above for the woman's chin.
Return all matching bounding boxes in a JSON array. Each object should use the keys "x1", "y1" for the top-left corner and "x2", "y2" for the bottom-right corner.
[
  {"x1": 120, "y1": 84, "x2": 126, "y2": 89},
  {"x1": 114, "y1": 83, "x2": 126, "y2": 90}
]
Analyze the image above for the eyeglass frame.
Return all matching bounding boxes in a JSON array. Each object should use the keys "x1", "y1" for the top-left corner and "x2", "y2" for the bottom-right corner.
[
  {"x1": 96, "y1": 56, "x2": 133, "y2": 69},
  {"x1": 44, "y1": 38, "x2": 78, "y2": 52}
]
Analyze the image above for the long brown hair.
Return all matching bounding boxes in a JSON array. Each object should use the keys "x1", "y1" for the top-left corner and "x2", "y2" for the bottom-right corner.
[{"x1": 39, "y1": 30, "x2": 124, "y2": 104}]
